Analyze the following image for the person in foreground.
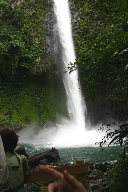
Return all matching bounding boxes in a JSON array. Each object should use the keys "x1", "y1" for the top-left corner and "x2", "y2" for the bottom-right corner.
[
  {"x1": 38, "y1": 165, "x2": 88, "y2": 192},
  {"x1": 0, "y1": 129, "x2": 29, "y2": 192},
  {"x1": 0, "y1": 135, "x2": 9, "y2": 192}
]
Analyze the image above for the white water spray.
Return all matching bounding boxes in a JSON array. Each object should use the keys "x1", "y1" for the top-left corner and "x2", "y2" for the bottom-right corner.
[{"x1": 18, "y1": 0, "x2": 105, "y2": 147}]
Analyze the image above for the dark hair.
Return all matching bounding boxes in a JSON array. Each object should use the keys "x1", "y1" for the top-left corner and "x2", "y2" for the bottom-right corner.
[{"x1": 0, "y1": 129, "x2": 19, "y2": 152}]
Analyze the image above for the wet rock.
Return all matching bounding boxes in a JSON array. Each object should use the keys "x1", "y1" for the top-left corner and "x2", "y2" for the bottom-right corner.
[
  {"x1": 94, "y1": 163, "x2": 107, "y2": 172},
  {"x1": 88, "y1": 174, "x2": 98, "y2": 180},
  {"x1": 90, "y1": 183, "x2": 100, "y2": 190},
  {"x1": 88, "y1": 161, "x2": 115, "y2": 192}
]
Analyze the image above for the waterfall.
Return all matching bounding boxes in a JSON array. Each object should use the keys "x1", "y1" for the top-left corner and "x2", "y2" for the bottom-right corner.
[
  {"x1": 18, "y1": 0, "x2": 105, "y2": 147},
  {"x1": 53, "y1": 0, "x2": 86, "y2": 129}
]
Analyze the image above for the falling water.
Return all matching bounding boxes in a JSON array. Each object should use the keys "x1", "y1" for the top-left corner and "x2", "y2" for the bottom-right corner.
[
  {"x1": 53, "y1": 0, "x2": 86, "y2": 129},
  {"x1": 18, "y1": 0, "x2": 105, "y2": 147}
]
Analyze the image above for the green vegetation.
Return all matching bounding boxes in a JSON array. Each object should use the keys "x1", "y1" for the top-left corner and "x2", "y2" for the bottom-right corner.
[
  {"x1": 96, "y1": 123, "x2": 128, "y2": 162},
  {"x1": 101, "y1": 155, "x2": 128, "y2": 192},
  {"x1": 0, "y1": 0, "x2": 67, "y2": 128},
  {"x1": 71, "y1": 0, "x2": 128, "y2": 122},
  {"x1": 0, "y1": 78, "x2": 67, "y2": 127},
  {"x1": 0, "y1": 0, "x2": 49, "y2": 81},
  {"x1": 31, "y1": 181, "x2": 47, "y2": 192}
]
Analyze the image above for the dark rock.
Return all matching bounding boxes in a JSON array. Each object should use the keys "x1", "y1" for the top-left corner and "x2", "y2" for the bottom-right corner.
[
  {"x1": 90, "y1": 183, "x2": 100, "y2": 190},
  {"x1": 95, "y1": 163, "x2": 107, "y2": 172},
  {"x1": 88, "y1": 174, "x2": 98, "y2": 180}
]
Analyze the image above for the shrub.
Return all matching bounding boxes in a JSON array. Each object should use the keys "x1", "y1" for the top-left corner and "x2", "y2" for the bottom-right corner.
[{"x1": 106, "y1": 155, "x2": 128, "y2": 192}]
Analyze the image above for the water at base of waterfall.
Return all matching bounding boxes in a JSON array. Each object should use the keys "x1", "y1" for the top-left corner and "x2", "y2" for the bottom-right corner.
[
  {"x1": 17, "y1": 143, "x2": 123, "y2": 163},
  {"x1": 17, "y1": 122, "x2": 122, "y2": 163}
]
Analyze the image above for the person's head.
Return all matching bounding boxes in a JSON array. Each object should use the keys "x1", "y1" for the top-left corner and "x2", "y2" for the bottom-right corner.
[{"x1": 0, "y1": 129, "x2": 19, "y2": 152}]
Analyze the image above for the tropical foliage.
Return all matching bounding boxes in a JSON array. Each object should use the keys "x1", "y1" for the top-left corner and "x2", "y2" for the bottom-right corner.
[
  {"x1": 104, "y1": 155, "x2": 128, "y2": 192},
  {"x1": 0, "y1": 0, "x2": 67, "y2": 127},
  {"x1": 0, "y1": 0, "x2": 48, "y2": 82},
  {"x1": 97, "y1": 123, "x2": 128, "y2": 153},
  {"x1": 0, "y1": 79, "x2": 67, "y2": 127},
  {"x1": 71, "y1": 0, "x2": 128, "y2": 122}
]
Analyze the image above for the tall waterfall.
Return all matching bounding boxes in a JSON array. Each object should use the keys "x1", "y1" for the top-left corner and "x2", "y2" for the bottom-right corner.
[
  {"x1": 53, "y1": 0, "x2": 86, "y2": 129},
  {"x1": 18, "y1": 0, "x2": 105, "y2": 147}
]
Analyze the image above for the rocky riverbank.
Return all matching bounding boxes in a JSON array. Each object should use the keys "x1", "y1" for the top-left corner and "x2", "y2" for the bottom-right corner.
[{"x1": 87, "y1": 161, "x2": 116, "y2": 192}]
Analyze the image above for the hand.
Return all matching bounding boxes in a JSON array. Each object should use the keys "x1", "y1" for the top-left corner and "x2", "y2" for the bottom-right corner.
[{"x1": 38, "y1": 165, "x2": 87, "y2": 192}]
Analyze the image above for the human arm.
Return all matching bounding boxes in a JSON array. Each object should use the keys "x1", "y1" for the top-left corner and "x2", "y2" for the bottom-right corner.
[{"x1": 38, "y1": 165, "x2": 88, "y2": 192}]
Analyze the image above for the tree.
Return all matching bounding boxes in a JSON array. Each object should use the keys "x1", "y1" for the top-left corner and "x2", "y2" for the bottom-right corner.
[
  {"x1": 70, "y1": 0, "x2": 128, "y2": 122},
  {"x1": 0, "y1": 0, "x2": 48, "y2": 82},
  {"x1": 97, "y1": 123, "x2": 128, "y2": 153}
]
